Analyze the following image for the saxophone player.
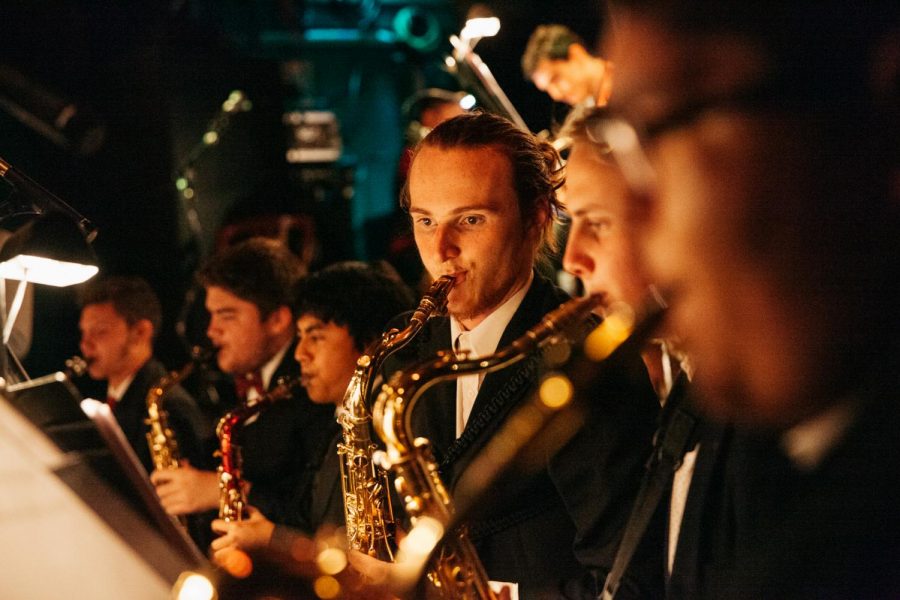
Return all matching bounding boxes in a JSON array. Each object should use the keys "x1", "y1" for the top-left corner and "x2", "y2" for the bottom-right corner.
[
  {"x1": 361, "y1": 111, "x2": 660, "y2": 598},
  {"x1": 595, "y1": 1, "x2": 900, "y2": 597},
  {"x1": 209, "y1": 262, "x2": 414, "y2": 560},
  {"x1": 151, "y1": 238, "x2": 336, "y2": 526},
  {"x1": 78, "y1": 276, "x2": 212, "y2": 475}
]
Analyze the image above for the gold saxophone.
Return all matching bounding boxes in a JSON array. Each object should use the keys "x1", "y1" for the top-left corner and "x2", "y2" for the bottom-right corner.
[
  {"x1": 145, "y1": 348, "x2": 208, "y2": 473},
  {"x1": 373, "y1": 293, "x2": 604, "y2": 599},
  {"x1": 216, "y1": 375, "x2": 303, "y2": 522},
  {"x1": 338, "y1": 275, "x2": 454, "y2": 560}
]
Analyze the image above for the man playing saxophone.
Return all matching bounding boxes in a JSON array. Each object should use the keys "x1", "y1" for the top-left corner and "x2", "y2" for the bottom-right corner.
[
  {"x1": 151, "y1": 238, "x2": 336, "y2": 527},
  {"x1": 363, "y1": 111, "x2": 660, "y2": 598},
  {"x1": 78, "y1": 275, "x2": 212, "y2": 476},
  {"x1": 208, "y1": 262, "x2": 414, "y2": 559}
]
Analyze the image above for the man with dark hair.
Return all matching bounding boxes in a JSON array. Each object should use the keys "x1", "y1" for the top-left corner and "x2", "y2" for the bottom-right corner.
[
  {"x1": 208, "y1": 261, "x2": 414, "y2": 558},
  {"x1": 379, "y1": 111, "x2": 659, "y2": 598},
  {"x1": 78, "y1": 276, "x2": 210, "y2": 475},
  {"x1": 522, "y1": 24, "x2": 613, "y2": 107},
  {"x1": 151, "y1": 238, "x2": 335, "y2": 528},
  {"x1": 595, "y1": 1, "x2": 900, "y2": 597}
]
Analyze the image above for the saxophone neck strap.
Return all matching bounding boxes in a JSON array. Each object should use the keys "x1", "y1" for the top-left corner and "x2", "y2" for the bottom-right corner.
[{"x1": 601, "y1": 376, "x2": 698, "y2": 600}]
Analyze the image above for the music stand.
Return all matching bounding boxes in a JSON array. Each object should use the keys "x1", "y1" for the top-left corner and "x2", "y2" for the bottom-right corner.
[{"x1": 3, "y1": 372, "x2": 207, "y2": 576}]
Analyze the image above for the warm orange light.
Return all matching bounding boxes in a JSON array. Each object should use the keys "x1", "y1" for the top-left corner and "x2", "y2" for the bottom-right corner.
[
  {"x1": 314, "y1": 575, "x2": 341, "y2": 599},
  {"x1": 220, "y1": 548, "x2": 253, "y2": 579}
]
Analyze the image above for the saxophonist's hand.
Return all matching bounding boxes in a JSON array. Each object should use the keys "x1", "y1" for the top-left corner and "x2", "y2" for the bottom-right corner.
[
  {"x1": 150, "y1": 460, "x2": 219, "y2": 515},
  {"x1": 210, "y1": 506, "x2": 275, "y2": 559}
]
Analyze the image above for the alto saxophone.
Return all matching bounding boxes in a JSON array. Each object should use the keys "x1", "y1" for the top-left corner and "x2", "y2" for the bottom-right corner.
[
  {"x1": 145, "y1": 348, "x2": 208, "y2": 473},
  {"x1": 216, "y1": 375, "x2": 303, "y2": 522},
  {"x1": 339, "y1": 275, "x2": 454, "y2": 560},
  {"x1": 373, "y1": 293, "x2": 603, "y2": 599}
]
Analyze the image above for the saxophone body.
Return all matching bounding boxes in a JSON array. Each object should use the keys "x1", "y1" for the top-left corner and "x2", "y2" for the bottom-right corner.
[
  {"x1": 216, "y1": 375, "x2": 302, "y2": 522},
  {"x1": 338, "y1": 275, "x2": 454, "y2": 560},
  {"x1": 373, "y1": 293, "x2": 603, "y2": 599},
  {"x1": 145, "y1": 361, "x2": 195, "y2": 473},
  {"x1": 144, "y1": 347, "x2": 210, "y2": 473}
]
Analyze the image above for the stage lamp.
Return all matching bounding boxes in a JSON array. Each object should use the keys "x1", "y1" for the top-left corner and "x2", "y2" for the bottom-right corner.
[
  {"x1": 460, "y1": 17, "x2": 500, "y2": 44},
  {"x1": 0, "y1": 212, "x2": 98, "y2": 287}
]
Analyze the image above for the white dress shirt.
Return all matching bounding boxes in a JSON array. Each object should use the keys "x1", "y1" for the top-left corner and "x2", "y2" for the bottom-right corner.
[{"x1": 449, "y1": 273, "x2": 533, "y2": 438}]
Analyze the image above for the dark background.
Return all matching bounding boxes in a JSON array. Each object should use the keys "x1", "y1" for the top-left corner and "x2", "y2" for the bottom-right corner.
[{"x1": 0, "y1": 0, "x2": 603, "y2": 378}]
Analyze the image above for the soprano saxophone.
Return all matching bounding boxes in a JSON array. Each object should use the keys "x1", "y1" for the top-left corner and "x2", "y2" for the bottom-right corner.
[
  {"x1": 373, "y1": 293, "x2": 603, "y2": 599},
  {"x1": 216, "y1": 375, "x2": 303, "y2": 522},
  {"x1": 338, "y1": 275, "x2": 454, "y2": 560}
]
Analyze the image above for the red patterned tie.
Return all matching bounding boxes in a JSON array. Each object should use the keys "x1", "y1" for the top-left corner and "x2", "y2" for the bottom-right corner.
[{"x1": 234, "y1": 370, "x2": 264, "y2": 401}]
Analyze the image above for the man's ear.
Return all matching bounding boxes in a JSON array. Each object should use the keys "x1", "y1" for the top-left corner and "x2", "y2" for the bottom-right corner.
[
  {"x1": 265, "y1": 305, "x2": 295, "y2": 336},
  {"x1": 533, "y1": 198, "x2": 551, "y2": 231},
  {"x1": 131, "y1": 318, "x2": 155, "y2": 345},
  {"x1": 568, "y1": 43, "x2": 590, "y2": 62}
]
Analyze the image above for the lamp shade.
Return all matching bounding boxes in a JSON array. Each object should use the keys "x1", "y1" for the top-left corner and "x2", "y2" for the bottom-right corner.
[{"x1": 0, "y1": 212, "x2": 98, "y2": 286}]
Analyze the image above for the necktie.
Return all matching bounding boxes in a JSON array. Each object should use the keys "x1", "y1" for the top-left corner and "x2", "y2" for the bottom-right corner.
[
  {"x1": 235, "y1": 370, "x2": 264, "y2": 401},
  {"x1": 106, "y1": 395, "x2": 118, "y2": 412}
]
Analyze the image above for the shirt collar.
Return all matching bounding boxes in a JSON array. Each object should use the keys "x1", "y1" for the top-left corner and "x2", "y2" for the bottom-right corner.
[
  {"x1": 450, "y1": 271, "x2": 533, "y2": 359},
  {"x1": 260, "y1": 340, "x2": 292, "y2": 390},
  {"x1": 107, "y1": 372, "x2": 136, "y2": 401}
]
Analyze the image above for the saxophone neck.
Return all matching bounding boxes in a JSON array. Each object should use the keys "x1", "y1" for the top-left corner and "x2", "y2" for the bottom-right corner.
[{"x1": 409, "y1": 275, "x2": 455, "y2": 327}]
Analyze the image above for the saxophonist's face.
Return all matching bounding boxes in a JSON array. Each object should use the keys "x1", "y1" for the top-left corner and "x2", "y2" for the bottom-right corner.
[
  {"x1": 562, "y1": 140, "x2": 650, "y2": 314},
  {"x1": 79, "y1": 302, "x2": 144, "y2": 386},
  {"x1": 408, "y1": 145, "x2": 541, "y2": 330},
  {"x1": 294, "y1": 315, "x2": 359, "y2": 405},
  {"x1": 205, "y1": 286, "x2": 283, "y2": 376}
]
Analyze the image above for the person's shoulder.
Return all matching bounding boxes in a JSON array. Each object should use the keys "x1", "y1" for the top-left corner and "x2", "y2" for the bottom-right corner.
[{"x1": 528, "y1": 272, "x2": 573, "y2": 311}]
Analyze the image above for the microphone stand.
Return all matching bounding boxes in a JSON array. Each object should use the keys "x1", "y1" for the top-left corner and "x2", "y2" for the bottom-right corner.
[{"x1": 446, "y1": 33, "x2": 529, "y2": 132}]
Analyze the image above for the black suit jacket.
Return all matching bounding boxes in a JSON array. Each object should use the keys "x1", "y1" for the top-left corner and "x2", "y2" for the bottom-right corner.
[
  {"x1": 384, "y1": 274, "x2": 658, "y2": 598},
  {"x1": 550, "y1": 345, "x2": 663, "y2": 600},
  {"x1": 239, "y1": 347, "x2": 338, "y2": 524},
  {"x1": 270, "y1": 424, "x2": 345, "y2": 551},
  {"x1": 669, "y1": 369, "x2": 900, "y2": 599},
  {"x1": 114, "y1": 358, "x2": 212, "y2": 475}
]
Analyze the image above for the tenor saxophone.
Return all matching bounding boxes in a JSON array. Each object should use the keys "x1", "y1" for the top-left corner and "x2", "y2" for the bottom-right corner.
[
  {"x1": 216, "y1": 375, "x2": 303, "y2": 522},
  {"x1": 373, "y1": 293, "x2": 603, "y2": 599},
  {"x1": 338, "y1": 275, "x2": 454, "y2": 560}
]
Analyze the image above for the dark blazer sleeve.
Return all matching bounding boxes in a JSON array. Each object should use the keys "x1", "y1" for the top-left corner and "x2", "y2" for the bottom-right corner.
[
  {"x1": 549, "y1": 346, "x2": 664, "y2": 599},
  {"x1": 164, "y1": 383, "x2": 216, "y2": 471},
  {"x1": 241, "y1": 353, "x2": 337, "y2": 524}
]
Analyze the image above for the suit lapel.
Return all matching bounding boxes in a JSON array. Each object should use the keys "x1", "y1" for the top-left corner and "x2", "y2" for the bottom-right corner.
[
  {"x1": 409, "y1": 318, "x2": 458, "y2": 460},
  {"x1": 440, "y1": 276, "x2": 567, "y2": 483}
]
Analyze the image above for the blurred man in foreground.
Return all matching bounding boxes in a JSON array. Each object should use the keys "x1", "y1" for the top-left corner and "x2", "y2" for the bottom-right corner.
[{"x1": 598, "y1": 1, "x2": 900, "y2": 596}]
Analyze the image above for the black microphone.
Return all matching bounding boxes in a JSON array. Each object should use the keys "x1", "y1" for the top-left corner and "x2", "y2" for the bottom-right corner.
[{"x1": 0, "y1": 156, "x2": 97, "y2": 242}]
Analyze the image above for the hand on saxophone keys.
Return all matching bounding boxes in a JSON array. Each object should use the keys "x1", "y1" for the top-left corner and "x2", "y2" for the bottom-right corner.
[{"x1": 210, "y1": 506, "x2": 275, "y2": 561}]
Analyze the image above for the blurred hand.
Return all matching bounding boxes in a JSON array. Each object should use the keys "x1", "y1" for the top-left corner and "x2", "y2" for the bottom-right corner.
[
  {"x1": 150, "y1": 460, "x2": 219, "y2": 515},
  {"x1": 210, "y1": 506, "x2": 275, "y2": 562}
]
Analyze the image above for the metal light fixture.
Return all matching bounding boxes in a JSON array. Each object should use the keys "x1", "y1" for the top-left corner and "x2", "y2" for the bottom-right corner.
[
  {"x1": 0, "y1": 211, "x2": 98, "y2": 287},
  {"x1": 0, "y1": 156, "x2": 98, "y2": 381}
]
